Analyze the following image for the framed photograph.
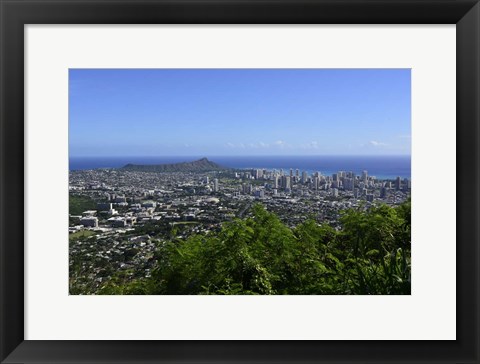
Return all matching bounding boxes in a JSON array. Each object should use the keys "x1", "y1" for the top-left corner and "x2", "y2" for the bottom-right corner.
[{"x1": 1, "y1": 0, "x2": 478, "y2": 363}]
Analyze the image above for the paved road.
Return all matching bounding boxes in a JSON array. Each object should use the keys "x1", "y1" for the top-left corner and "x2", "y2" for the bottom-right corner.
[{"x1": 237, "y1": 202, "x2": 253, "y2": 218}]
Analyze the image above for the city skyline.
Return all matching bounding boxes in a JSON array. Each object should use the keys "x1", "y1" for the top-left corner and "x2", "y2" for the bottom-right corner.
[{"x1": 69, "y1": 68, "x2": 411, "y2": 157}]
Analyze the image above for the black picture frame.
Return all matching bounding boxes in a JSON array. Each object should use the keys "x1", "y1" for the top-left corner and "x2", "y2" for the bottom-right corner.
[{"x1": 1, "y1": 0, "x2": 479, "y2": 363}]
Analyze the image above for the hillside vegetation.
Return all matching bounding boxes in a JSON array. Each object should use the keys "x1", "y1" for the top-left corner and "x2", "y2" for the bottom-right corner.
[
  {"x1": 69, "y1": 195, "x2": 96, "y2": 215},
  {"x1": 94, "y1": 200, "x2": 411, "y2": 295}
]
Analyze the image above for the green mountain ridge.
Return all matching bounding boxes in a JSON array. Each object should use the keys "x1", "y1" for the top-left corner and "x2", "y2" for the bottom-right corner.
[{"x1": 121, "y1": 157, "x2": 227, "y2": 172}]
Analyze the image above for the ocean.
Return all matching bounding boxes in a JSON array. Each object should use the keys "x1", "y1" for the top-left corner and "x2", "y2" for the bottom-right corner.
[{"x1": 69, "y1": 155, "x2": 411, "y2": 180}]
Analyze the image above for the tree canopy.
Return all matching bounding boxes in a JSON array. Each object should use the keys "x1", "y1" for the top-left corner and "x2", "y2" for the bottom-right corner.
[{"x1": 93, "y1": 200, "x2": 411, "y2": 295}]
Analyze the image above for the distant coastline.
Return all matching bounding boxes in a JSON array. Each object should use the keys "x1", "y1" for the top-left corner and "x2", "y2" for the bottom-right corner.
[{"x1": 69, "y1": 155, "x2": 411, "y2": 179}]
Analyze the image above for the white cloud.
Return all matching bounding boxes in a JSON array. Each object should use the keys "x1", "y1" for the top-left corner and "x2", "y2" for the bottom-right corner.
[
  {"x1": 301, "y1": 141, "x2": 320, "y2": 150},
  {"x1": 226, "y1": 140, "x2": 294, "y2": 150},
  {"x1": 369, "y1": 140, "x2": 388, "y2": 147}
]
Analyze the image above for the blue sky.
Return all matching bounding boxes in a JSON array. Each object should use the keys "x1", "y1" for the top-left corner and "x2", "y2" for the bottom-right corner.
[{"x1": 69, "y1": 69, "x2": 411, "y2": 157}]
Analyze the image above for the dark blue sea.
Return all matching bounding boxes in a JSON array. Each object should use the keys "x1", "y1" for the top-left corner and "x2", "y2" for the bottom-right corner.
[{"x1": 69, "y1": 155, "x2": 410, "y2": 180}]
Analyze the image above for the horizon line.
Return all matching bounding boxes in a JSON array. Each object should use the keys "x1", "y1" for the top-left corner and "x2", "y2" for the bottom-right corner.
[{"x1": 70, "y1": 154, "x2": 411, "y2": 158}]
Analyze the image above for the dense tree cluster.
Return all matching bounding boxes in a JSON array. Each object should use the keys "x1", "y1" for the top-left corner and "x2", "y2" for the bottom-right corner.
[
  {"x1": 69, "y1": 195, "x2": 96, "y2": 216},
  {"x1": 96, "y1": 200, "x2": 411, "y2": 295}
]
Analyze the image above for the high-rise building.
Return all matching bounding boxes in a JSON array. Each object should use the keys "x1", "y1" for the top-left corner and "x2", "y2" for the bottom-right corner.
[
  {"x1": 213, "y1": 178, "x2": 219, "y2": 192},
  {"x1": 362, "y1": 170, "x2": 368, "y2": 183},
  {"x1": 344, "y1": 177, "x2": 354, "y2": 191},
  {"x1": 396, "y1": 176, "x2": 401, "y2": 191},
  {"x1": 380, "y1": 187, "x2": 388, "y2": 198},
  {"x1": 242, "y1": 183, "x2": 252, "y2": 195},
  {"x1": 254, "y1": 189, "x2": 264, "y2": 198},
  {"x1": 301, "y1": 171, "x2": 308, "y2": 184},
  {"x1": 273, "y1": 175, "x2": 279, "y2": 189},
  {"x1": 312, "y1": 176, "x2": 319, "y2": 190},
  {"x1": 282, "y1": 176, "x2": 291, "y2": 190}
]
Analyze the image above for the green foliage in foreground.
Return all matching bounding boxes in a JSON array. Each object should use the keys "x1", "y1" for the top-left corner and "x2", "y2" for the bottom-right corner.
[{"x1": 98, "y1": 200, "x2": 411, "y2": 295}]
